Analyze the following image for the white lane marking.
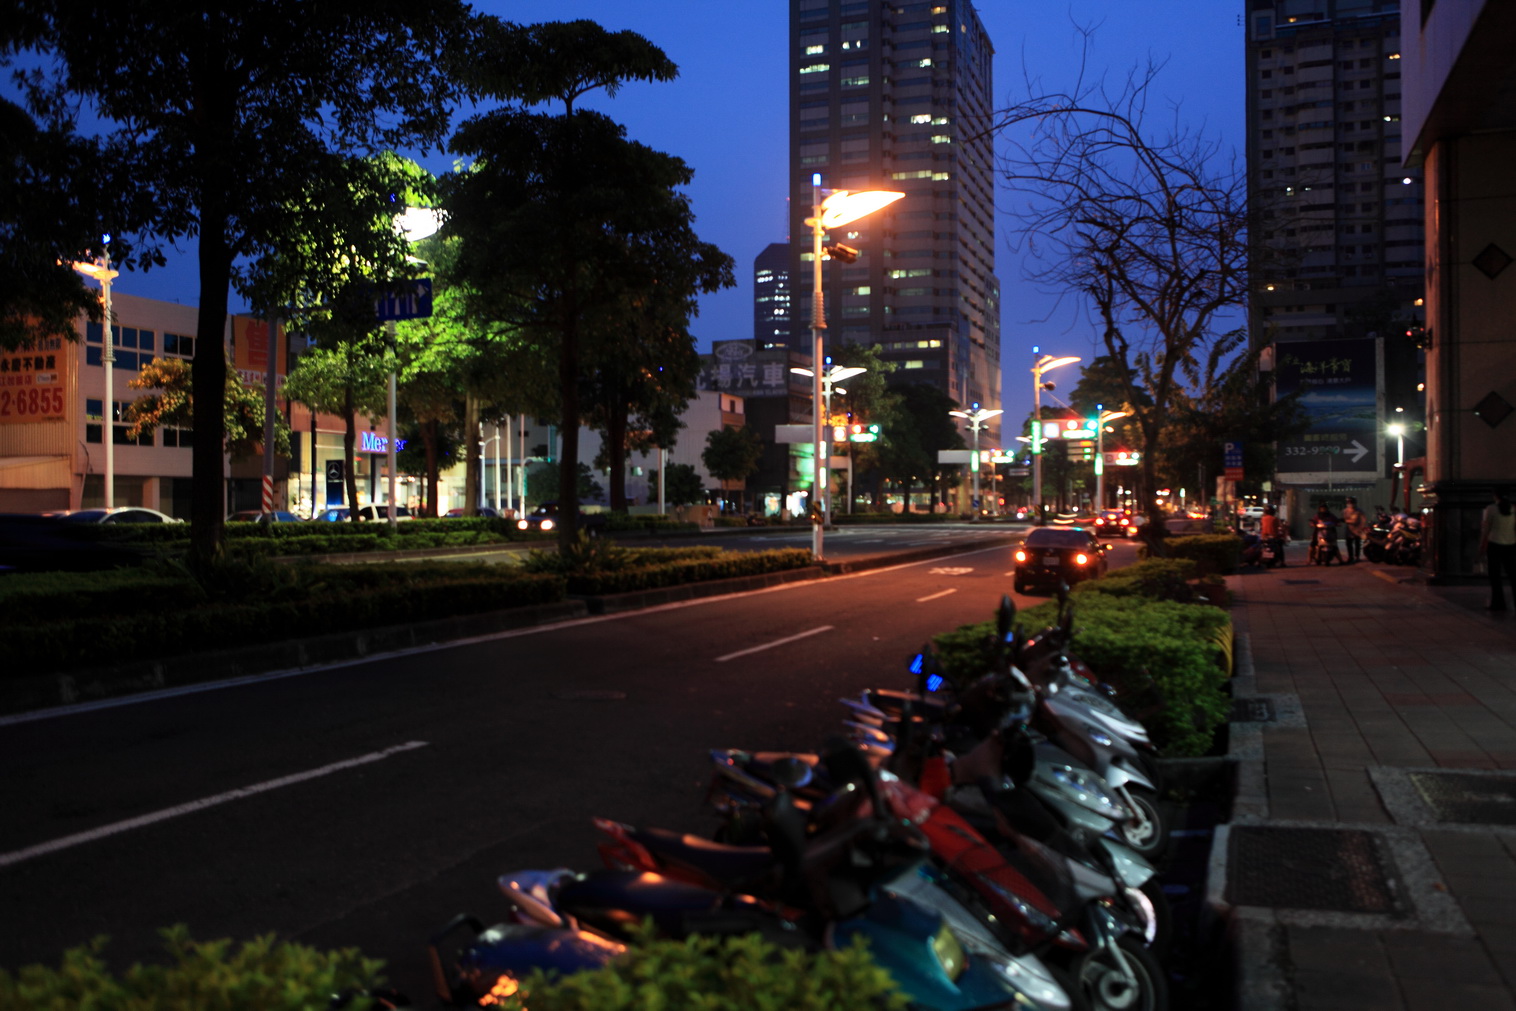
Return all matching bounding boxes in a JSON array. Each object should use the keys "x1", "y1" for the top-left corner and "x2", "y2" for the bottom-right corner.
[
  {"x1": 4, "y1": 545, "x2": 1019, "y2": 726},
  {"x1": 929, "y1": 567, "x2": 974, "y2": 575},
  {"x1": 916, "y1": 589, "x2": 958, "y2": 602},
  {"x1": 714, "y1": 625, "x2": 835, "y2": 663},
  {"x1": 0, "y1": 740, "x2": 429, "y2": 869}
]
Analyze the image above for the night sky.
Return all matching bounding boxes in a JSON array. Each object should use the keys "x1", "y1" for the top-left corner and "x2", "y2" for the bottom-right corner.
[{"x1": 88, "y1": 1, "x2": 1247, "y2": 430}]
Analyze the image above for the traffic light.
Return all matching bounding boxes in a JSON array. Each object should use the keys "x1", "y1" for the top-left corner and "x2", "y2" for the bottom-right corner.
[{"x1": 823, "y1": 242, "x2": 859, "y2": 263}]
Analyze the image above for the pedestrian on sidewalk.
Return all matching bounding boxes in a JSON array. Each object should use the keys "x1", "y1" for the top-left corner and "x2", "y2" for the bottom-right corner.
[
  {"x1": 1342, "y1": 496, "x2": 1369, "y2": 563},
  {"x1": 1480, "y1": 487, "x2": 1516, "y2": 612}
]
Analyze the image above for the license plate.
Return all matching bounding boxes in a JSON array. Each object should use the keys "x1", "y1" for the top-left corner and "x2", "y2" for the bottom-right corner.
[{"x1": 1045, "y1": 552, "x2": 1061, "y2": 565}]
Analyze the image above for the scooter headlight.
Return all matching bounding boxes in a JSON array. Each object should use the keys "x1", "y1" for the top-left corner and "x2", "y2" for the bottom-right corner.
[
  {"x1": 1086, "y1": 725, "x2": 1115, "y2": 749},
  {"x1": 930, "y1": 923, "x2": 967, "y2": 981},
  {"x1": 1046, "y1": 765, "x2": 1129, "y2": 819}
]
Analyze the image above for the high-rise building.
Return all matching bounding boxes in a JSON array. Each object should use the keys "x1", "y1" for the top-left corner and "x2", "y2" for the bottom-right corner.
[
  {"x1": 788, "y1": 0, "x2": 1001, "y2": 437},
  {"x1": 753, "y1": 242, "x2": 794, "y2": 348},
  {"x1": 1245, "y1": 0, "x2": 1424, "y2": 514}
]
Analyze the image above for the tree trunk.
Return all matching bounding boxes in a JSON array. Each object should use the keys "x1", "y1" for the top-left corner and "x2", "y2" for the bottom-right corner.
[
  {"x1": 342, "y1": 384, "x2": 359, "y2": 521},
  {"x1": 190, "y1": 211, "x2": 231, "y2": 570},
  {"x1": 606, "y1": 389, "x2": 628, "y2": 512},
  {"x1": 463, "y1": 392, "x2": 480, "y2": 516},
  {"x1": 557, "y1": 308, "x2": 581, "y2": 550},
  {"x1": 422, "y1": 418, "x2": 440, "y2": 517}
]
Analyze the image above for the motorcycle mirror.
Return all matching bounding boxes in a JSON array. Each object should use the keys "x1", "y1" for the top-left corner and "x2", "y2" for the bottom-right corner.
[
  {"x1": 996, "y1": 594, "x2": 1016, "y2": 642},
  {"x1": 769, "y1": 755, "x2": 814, "y2": 790}
]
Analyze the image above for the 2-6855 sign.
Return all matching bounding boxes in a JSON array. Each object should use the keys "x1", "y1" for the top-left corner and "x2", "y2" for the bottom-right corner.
[{"x1": 0, "y1": 385, "x2": 67, "y2": 423}]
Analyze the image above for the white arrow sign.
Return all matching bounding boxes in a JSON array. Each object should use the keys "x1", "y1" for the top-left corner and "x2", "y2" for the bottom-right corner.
[{"x1": 1345, "y1": 439, "x2": 1369, "y2": 464}]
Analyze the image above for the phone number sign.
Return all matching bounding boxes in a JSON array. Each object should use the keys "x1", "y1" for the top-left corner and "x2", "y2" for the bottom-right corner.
[{"x1": 0, "y1": 342, "x2": 67, "y2": 424}]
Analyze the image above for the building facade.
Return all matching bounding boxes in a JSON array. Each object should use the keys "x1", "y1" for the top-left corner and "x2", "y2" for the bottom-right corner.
[
  {"x1": 753, "y1": 242, "x2": 794, "y2": 349},
  {"x1": 1399, "y1": 0, "x2": 1516, "y2": 581},
  {"x1": 788, "y1": 0, "x2": 1002, "y2": 444},
  {"x1": 1245, "y1": 0, "x2": 1426, "y2": 523}
]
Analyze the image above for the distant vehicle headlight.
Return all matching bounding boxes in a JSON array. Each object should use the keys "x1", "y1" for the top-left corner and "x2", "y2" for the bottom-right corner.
[
  {"x1": 517, "y1": 519, "x2": 529, "y2": 530},
  {"x1": 540, "y1": 518, "x2": 555, "y2": 532}
]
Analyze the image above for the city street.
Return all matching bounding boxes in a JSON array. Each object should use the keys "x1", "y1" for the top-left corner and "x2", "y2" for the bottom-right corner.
[{"x1": 0, "y1": 540, "x2": 1142, "y2": 1004}]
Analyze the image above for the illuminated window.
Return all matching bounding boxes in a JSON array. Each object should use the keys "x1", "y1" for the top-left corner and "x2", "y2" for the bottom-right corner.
[
  {"x1": 911, "y1": 114, "x2": 932, "y2": 124},
  {"x1": 931, "y1": 135, "x2": 951, "y2": 144},
  {"x1": 799, "y1": 63, "x2": 830, "y2": 74},
  {"x1": 805, "y1": 44, "x2": 825, "y2": 55},
  {"x1": 904, "y1": 360, "x2": 925, "y2": 369},
  {"x1": 918, "y1": 59, "x2": 933, "y2": 68},
  {"x1": 892, "y1": 170, "x2": 933, "y2": 180},
  {"x1": 850, "y1": 286, "x2": 872, "y2": 295},
  {"x1": 933, "y1": 24, "x2": 949, "y2": 33},
  {"x1": 842, "y1": 75, "x2": 869, "y2": 87},
  {"x1": 932, "y1": 171, "x2": 951, "y2": 181}
]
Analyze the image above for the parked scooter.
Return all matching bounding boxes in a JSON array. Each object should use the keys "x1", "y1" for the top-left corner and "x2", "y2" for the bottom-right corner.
[
  {"x1": 1386, "y1": 513, "x2": 1422, "y2": 565},
  {"x1": 430, "y1": 743, "x2": 1070, "y2": 1011},
  {"x1": 1308, "y1": 519, "x2": 1343, "y2": 565},
  {"x1": 1363, "y1": 509, "x2": 1392, "y2": 563}
]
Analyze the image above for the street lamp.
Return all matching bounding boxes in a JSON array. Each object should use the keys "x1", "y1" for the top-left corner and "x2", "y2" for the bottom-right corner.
[
  {"x1": 479, "y1": 424, "x2": 503, "y2": 512},
  {"x1": 385, "y1": 206, "x2": 444, "y2": 527},
  {"x1": 1094, "y1": 407, "x2": 1131, "y2": 511},
  {"x1": 1386, "y1": 420, "x2": 1406, "y2": 472},
  {"x1": 1030, "y1": 349, "x2": 1081, "y2": 521},
  {"x1": 948, "y1": 404, "x2": 1003, "y2": 519},
  {"x1": 805, "y1": 177, "x2": 903, "y2": 560},
  {"x1": 792, "y1": 361, "x2": 866, "y2": 525},
  {"x1": 71, "y1": 241, "x2": 119, "y2": 509}
]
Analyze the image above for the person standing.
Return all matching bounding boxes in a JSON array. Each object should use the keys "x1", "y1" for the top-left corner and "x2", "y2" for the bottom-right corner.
[
  {"x1": 1342, "y1": 496, "x2": 1369, "y2": 563},
  {"x1": 1480, "y1": 488, "x2": 1516, "y2": 613}
]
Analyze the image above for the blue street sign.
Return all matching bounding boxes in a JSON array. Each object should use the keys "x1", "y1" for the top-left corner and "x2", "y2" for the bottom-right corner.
[{"x1": 374, "y1": 279, "x2": 433, "y2": 321}]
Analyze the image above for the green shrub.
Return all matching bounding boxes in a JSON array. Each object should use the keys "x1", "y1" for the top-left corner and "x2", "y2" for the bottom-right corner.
[
  {"x1": 565, "y1": 549, "x2": 815, "y2": 595},
  {"x1": 494, "y1": 929, "x2": 908, "y2": 1011},
  {"x1": 1141, "y1": 533, "x2": 1243, "y2": 576},
  {"x1": 931, "y1": 590, "x2": 1232, "y2": 757},
  {"x1": 0, "y1": 924, "x2": 387, "y2": 1010}
]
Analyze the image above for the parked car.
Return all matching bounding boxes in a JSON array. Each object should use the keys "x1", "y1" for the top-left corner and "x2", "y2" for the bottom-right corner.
[
  {"x1": 49, "y1": 507, "x2": 184, "y2": 524},
  {"x1": 311, "y1": 507, "x2": 351, "y2": 522},
  {"x1": 0, "y1": 513, "x2": 155, "y2": 573},
  {"x1": 354, "y1": 505, "x2": 413, "y2": 521},
  {"x1": 444, "y1": 506, "x2": 507, "y2": 518},
  {"x1": 1012, "y1": 526, "x2": 1110, "y2": 594},
  {"x1": 516, "y1": 501, "x2": 608, "y2": 534},
  {"x1": 227, "y1": 510, "x2": 301, "y2": 523}
]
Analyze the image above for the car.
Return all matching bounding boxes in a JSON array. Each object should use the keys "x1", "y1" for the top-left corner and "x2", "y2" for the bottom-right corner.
[
  {"x1": 516, "y1": 501, "x2": 608, "y2": 534},
  {"x1": 1013, "y1": 526, "x2": 1110, "y2": 594},
  {"x1": 354, "y1": 504, "x2": 413, "y2": 521},
  {"x1": 444, "y1": 506, "x2": 508, "y2": 518},
  {"x1": 311, "y1": 507, "x2": 351, "y2": 522},
  {"x1": 1090, "y1": 509, "x2": 1130, "y2": 538},
  {"x1": 226, "y1": 510, "x2": 301, "y2": 523},
  {"x1": 49, "y1": 507, "x2": 184, "y2": 524}
]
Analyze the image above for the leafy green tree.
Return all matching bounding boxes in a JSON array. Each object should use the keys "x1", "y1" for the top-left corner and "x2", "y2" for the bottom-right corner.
[
  {"x1": 8, "y1": 1, "x2": 474, "y2": 564},
  {"x1": 445, "y1": 18, "x2": 731, "y2": 550},
  {"x1": 282, "y1": 342, "x2": 391, "y2": 518},
  {"x1": 123, "y1": 357, "x2": 289, "y2": 461},
  {"x1": 663, "y1": 462, "x2": 705, "y2": 508},
  {"x1": 702, "y1": 425, "x2": 764, "y2": 510},
  {"x1": 527, "y1": 460, "x2": 603, "y2": 507},
  {"x1": 830, "y1": 343, "x2": 899, "y2": 509},
  {"x1": 874, "y1": 383, "x2": 965, "y2": 509}
]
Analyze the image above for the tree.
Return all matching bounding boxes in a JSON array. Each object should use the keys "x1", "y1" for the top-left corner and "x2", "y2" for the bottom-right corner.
[
  {"x1": 282, "y1": 342, "x2": 391, "y2": 520},
  {"x1": 445, "y1": 18, "x2": 731, "y2": 550},
  {"x1": 663, "y1": 462, "x2": 705, "y2": 508},
  {"x1": 873, "y1": 383, "x2": 964, "y2": 509},
  {"x1": 829, "y1": 343, "x2": 899, "y2": 510},
  {"x1": 993, "y1": 45, "x2": 1248, "y2": 536},
  {"x1": 702, "y1": 425, "x2": 764, "y2": 511},
  {"x1": 123, "y1": 357, "x2": 289, "y2": 462},
  {"x1": 8, "y1": 1, "x2": 474, "y2": 564},
  {"x1": 526, "y1": 460, "x2": 603, "y2": 507}
]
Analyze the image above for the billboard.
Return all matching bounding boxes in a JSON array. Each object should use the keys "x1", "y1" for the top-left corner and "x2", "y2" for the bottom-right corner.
[
  {"x1": 1274, "y1": 337, "x2": 1382, "y2": 484},
  {"x1": 699, "y1": 340, "x2": 806, "y2": 398},
  {"x1": 0, "y1": 336, "x2": 68, "y2": 425}
]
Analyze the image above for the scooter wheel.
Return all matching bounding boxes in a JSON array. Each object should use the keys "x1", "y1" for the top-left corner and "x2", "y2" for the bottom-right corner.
[
  {"x1": 1118, "y1": 786, "x2": 1170, "y2": 862},
  {"x1": 1070, "y1": 934, "x2": 1168, "y2": 1011}
]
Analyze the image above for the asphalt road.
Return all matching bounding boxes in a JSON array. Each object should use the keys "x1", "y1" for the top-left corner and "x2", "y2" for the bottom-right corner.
[{"x1": 0, "y1": 537, "x2": 1141, "y2": 1006}]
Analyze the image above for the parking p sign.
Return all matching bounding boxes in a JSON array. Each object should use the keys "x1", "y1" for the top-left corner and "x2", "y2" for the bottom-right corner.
[{"x1": 1223, "y1": 441, "x2": 1244, "y2": 480}]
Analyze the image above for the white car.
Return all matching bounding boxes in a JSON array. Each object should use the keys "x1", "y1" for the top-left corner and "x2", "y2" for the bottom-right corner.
[{"x1": 50, "y1": 507, "x2": 185, "y2": 524}]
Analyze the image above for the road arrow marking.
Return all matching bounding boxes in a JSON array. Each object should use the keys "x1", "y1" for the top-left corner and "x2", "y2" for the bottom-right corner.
[{"x1": 1346, "y1": 439, "x2": 1369, "y2": 464}]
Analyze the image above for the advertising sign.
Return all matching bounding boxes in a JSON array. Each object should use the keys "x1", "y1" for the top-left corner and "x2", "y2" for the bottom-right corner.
[
  {"x1": 231, "y1": 317, "x2": 289, "y2": 389},
  {"x1": 700, "y1": 340, "x2": 804, "y2": 398},
  {"x1": 1274, "y1": 337, "x2": 1382, "y2": 484},
  {"x1": 0, "y1": 337, "x2": 68, "y2": 424}
]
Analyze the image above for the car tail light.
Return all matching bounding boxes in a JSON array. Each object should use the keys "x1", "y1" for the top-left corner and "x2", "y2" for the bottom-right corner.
[
  {"x1": 1015, "y1": 549, "x2": 1028, "y2": 563},
  {"x1": 1075, "y1": 553, "x2": 1089, "y2": 565}
]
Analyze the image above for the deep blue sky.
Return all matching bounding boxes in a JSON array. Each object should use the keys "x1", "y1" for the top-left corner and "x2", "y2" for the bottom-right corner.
[{"x1": 108, "y1": 1, "x2": 1246, "y2": 428}]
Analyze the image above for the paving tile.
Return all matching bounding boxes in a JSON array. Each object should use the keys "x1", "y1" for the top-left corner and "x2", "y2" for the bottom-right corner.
[
  {"x1": 1381, "y1": 932, "x2": 1505, "y2": 983},
  {"x1": 1293, "y1": 968, "x2": 1403, "y2": 1011},
  {"x1": 1400, "y1": 980, "x2": 1515, "y2": 1011}
]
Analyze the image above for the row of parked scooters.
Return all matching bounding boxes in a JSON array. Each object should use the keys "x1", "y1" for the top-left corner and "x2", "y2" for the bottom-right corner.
[
  {"x1": 426, "y1": 592, "x2": 1178, "y2": 1011},
  {"x1": 1363, "y1": 509, "x2": 1422, "y2": 566}
]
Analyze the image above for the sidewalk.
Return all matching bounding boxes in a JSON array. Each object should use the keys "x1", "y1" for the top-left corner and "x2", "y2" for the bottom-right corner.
[{"x1": 1218, "y1": 554, "x2": 1516, "y2": 1010}]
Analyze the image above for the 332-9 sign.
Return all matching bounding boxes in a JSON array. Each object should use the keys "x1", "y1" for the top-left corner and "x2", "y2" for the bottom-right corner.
[{"x1": 0, "y1": 385, "x2": 67, "y2": 422}]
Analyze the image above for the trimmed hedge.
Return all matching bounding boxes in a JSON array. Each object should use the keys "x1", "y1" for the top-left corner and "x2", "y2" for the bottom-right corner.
[
  {"x1": 932, "y1": 577, "x2": 1233, "y2": 758},
  {"x1": 494, "y1": 927, "x2": 908, "y2": 1011},
  {"x1": 1141, "y1": 533, "x2": 1243, "y2": 577},
  {"x1": 0, "y1": 925, "x2": 388, "y2": 1010},
  {"x1": 833, "y1": 511, "x2": 956, "y2": 525},
  {"x1": 2, "y1": 561, "x2": 567, "y2": 672},
  {"x1": 563, "y1": 549, "x2": 815, "y2": 596}
]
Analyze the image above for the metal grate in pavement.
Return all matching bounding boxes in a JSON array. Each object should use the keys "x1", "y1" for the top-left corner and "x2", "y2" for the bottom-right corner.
[
  {"x1": 1228, "y1": 826, "x2": 1402, "y2": 915},
  {"x1": 1410, "y1": 771, "x2": 1516, "y2": 826},
  {"x1": 1230, "y1": 697, "x2": 1276, "y2": 723}
]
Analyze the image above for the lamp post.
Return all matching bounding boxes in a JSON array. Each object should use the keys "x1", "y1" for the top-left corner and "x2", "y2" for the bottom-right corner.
[
  {"x1": 949, "y1": 404, "x2": 1003, "y2": 519},
  {"x1": 1030, "y1": 349, "x2": 1081, "y2": 522},
  {"x1": 71, "y1": 241, "x2": 119, "y2": 509},
  {"x1": 792, "y1": 362, "x2": 866, "y2": 525},
  {"x1": 384, "y1": 206, "x2": 444, "y2": 527},
  {"x1": 1093, "y1": 407, "x2": 1131, "y2": 511},
  {"x1": 479, "y1": 424, "x2": 503, "y2": 511},
  {"x1": 804, "y1": 178, "x2": 903, "y2": 560}
]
